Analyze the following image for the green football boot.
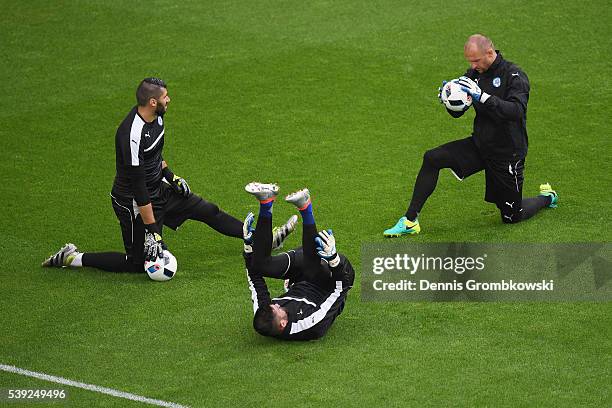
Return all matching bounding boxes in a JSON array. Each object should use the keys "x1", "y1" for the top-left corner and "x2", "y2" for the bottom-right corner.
[
  {"x1": 383, "y1": 216, "x2": 421, "y2": 237},
  {"x1": 539, "y1": 183, "x2": 558, "y2": 208}
]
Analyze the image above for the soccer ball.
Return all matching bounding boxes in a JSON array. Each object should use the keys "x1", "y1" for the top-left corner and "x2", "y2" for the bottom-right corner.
[
  {"x1": 440, "y1": 81, "x2": 472, "y2": 112},
  {"x1": 144, "y1": 250, "x2": 177, "y2": 282}
]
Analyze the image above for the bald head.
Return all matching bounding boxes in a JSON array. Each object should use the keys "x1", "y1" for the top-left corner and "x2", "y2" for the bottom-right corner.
[
  {"x1": 465, "y1": 34, "x2": 495, "y2": 53},
  {"x1": 464, "y1": 34, "x2": 497, "y2": 73}
]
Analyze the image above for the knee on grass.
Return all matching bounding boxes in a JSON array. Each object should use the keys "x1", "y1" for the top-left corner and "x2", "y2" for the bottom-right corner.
[{"x1": 500, "y1": 211, "x2": 521, "y2": 224}]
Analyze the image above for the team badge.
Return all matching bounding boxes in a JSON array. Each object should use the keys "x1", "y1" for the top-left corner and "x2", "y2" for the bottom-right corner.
[
  {"x1": 158, "y1": 116, "x2": 163, "y2": 126},
  {"x1": 493, "y1": 77, "x2": 501, "y2": 87}
]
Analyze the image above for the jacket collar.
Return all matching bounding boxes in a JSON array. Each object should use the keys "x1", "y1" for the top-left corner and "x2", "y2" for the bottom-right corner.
[{"x1": 483, "y1": 51, "x2": 503, "y2": 75}]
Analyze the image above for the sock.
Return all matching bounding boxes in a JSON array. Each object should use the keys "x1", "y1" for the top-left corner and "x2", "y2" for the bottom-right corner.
[
  {"x1": 405, "y1": 147, "x2": 455, "y2": 222},
  {"x1": 259, "y1": 199, "x2": 274, "y2": 218},
  {"x1": 405, "y1": 161, "x2": 439, "y2": 221},
  {"x1": 520, "y1": 196, "x2": 550, "y2": 221},
  {"x1": 81, "y1": 252, "x2": 142, "y2": 273},
  {"x1": 68, "y1": 252, "x2": 83, "y2": 267},
  {"x1": 299, "y1": 201, "x2": 315, "y2": 225}
]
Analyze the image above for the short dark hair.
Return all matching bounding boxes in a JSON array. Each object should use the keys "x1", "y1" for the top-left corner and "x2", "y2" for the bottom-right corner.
[
  {"x1": 136, "y1": 77, "x2": 167, "y2": 106},
  {"x1": 253, "y1": 305, "x2": 281, "y2": 337}
]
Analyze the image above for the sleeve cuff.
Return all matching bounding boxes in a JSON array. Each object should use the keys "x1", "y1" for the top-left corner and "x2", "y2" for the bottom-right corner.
[
  {"x1": 329, "y1": 255, "x2": 340, "y2": 268},
  {"x1": 480, "y1": 92, "x2": 491, "y2": 103},
  {"x1": 144, "y1": 223, "x2": 161, "y2": 235},
  {"x1": 162, "y1": 167, "x2": 175, "y2": 182}
]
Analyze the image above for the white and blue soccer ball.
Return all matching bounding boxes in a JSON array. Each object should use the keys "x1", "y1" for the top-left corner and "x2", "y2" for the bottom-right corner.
[
  {"x1": 441, "y1": 80, "x2": 472, "y2": 112},
  {"x1": 144, "y1": 250, "x2": 177, "y2": 282}
]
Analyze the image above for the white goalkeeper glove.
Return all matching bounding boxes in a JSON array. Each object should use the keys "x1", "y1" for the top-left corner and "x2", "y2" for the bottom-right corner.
[
  {"x1": 242, "y1": 212, "x2": 255, "y2": 253},
  {"x1": 143, "y1": 224, "x2": 165, "y2": 262},
  {"x1": 315, "y1": 229, "x2": 340, "y2": 268},
  {"x1": 454, "y1": 76, "x2": 490, "y2": 103},
  {"x1": 437, "y1": 80, "x2": 448, "y2": 104}
]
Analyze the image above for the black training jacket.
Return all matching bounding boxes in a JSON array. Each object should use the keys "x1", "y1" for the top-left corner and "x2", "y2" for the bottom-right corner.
[
  {"x1": 246, "y1": 254, "x2": 354, "y2": 341},
  {"x1": 449, "y1": 52, "x2": 530, "y2": 160}
]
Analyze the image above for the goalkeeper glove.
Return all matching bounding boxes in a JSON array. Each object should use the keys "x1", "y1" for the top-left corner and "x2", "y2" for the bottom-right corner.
[
  {"x1": 315, "y1": 229, "x2": 340, "y2": 268},
  {"x1": 144, "y1": 223, "x2": 165, "y2": 262},
  {"x1": 242, "y1": 212, "x2": 255, "y2": 253},
  {"x1": 454, "y1": 76, "x2": 490, "y2": 103},
  {"x1": 163, "y1": 167, "x2": 191, "y2": 197},
  {"x1": 437, "y1": 80, "x2": 448, "y2": 104}
]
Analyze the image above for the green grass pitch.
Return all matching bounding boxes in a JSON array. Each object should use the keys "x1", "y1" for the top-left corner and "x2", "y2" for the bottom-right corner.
[{"x1": 1, "y1": 0, "x2": 610, "y2": 406}]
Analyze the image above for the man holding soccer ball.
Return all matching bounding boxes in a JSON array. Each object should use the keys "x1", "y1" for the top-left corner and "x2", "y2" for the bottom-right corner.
[
  {"x1": 43, "y1": 78, "x2": 296, "y2": 275},
  {"x1": 384, "y1": 34, "x2": 558, "y2": 236}
]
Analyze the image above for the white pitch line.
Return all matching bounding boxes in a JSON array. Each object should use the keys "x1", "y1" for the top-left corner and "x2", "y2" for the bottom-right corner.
[{"x1": 0, "y1": 364, "x2": 190, "y2": 408}]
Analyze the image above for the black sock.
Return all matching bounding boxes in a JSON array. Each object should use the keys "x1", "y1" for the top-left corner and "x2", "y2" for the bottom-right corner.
[
  {"x1": 253, "y1": 215, "x2": 273, "y2": 266},
  {"x1": 405, "y1": 159, "x2": 440, "y2": 221},
  {"x1": 520, "y1": 196, "x2": 550, "y2": 221},
  {"x1": 82, "y1": 252, "x2": 141, "y2": 273},
  {"x1": 404, "y1": 145, "x2": 462, "y2": 221},
  {"x1": 302, "y1": 222, "x2": 319, "y2": 267}
]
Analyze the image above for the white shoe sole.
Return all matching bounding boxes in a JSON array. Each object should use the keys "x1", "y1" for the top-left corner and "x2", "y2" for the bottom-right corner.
[
  {"x1": 285, "y1": 188, "x2": 310, "y2": 208},
  {"x1": 245, "y1": 182, "x2": 279, "y2": 201}
]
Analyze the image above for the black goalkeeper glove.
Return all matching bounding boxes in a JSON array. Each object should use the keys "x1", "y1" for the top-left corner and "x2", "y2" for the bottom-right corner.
[
  {"x1": 144, "y1": 223, "x2": 165, "y2": 262},
  {"x1": 163, "y1": 167, "x2": 191, "y2": 197}
]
